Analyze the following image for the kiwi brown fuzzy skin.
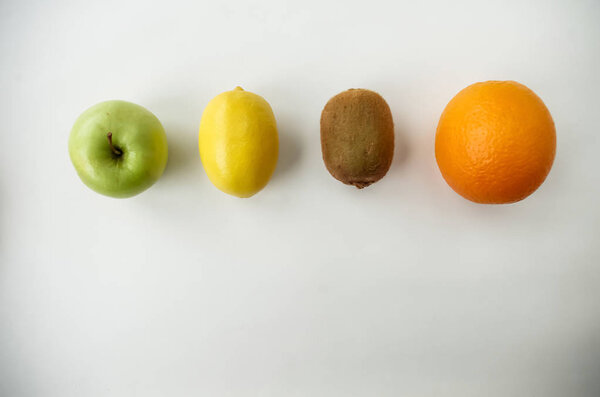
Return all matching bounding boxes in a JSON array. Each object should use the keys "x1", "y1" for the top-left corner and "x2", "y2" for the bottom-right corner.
[{"x1": 320, "y1": 89, "x2": 395, "y2": 188}]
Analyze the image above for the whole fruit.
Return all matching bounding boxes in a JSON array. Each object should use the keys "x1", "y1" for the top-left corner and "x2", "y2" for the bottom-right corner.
[
  {"x1": 198, "y1": 87, "x2": 279, "y2": 198},
  {"x1": 69, "y1": 100, "x2": 168, "y2": 198},
  {"x1": 435, "y1": 81, "x2": 556, "y2": 204},
  {"x1": 320, "y1": 89, "x2": 394, "y2": 188}
]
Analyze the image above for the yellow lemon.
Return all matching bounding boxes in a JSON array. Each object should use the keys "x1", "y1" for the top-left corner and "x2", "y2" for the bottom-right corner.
[{"x1": 198, "y1": 87, "x2": 279, "y2": 198}]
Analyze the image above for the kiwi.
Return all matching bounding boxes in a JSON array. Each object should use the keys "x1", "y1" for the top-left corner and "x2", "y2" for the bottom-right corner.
[{"x1": 320, "y1": 89, "x2": 394, "y2": 188}]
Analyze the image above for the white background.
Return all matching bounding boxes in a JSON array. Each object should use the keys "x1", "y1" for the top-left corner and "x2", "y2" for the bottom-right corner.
[{"x1": 1, "y1": 0, "x2": 599, "y2": 396}]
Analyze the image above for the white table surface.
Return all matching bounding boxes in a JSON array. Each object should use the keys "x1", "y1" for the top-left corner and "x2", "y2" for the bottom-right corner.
[{"x1": 1, "y1": 0, "x2": 599, "y2": 396}]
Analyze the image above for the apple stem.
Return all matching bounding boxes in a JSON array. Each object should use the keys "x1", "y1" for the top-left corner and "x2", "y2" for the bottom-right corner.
[{"x1": 106, "y1": 132, "x2": 122, "y2": 156}]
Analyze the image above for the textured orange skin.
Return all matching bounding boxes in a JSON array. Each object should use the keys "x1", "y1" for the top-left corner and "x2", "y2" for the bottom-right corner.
[{"x1": 435, "y1": 81, "x2": 556, "y2": 204}]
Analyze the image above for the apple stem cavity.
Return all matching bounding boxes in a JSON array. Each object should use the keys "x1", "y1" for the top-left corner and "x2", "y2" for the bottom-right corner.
[{"x1": 106, "y1": 132, "x2": 122, "y2": 156}]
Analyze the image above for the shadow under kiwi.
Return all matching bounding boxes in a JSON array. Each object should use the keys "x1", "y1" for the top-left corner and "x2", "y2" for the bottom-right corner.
[{"x1": 390, "y1": 116, "x2": 410, "y2": 172}]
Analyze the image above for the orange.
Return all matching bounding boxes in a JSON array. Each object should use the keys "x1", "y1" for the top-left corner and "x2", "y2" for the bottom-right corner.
[{"x1": 435, "y1": 81, "x2": 556, "y2": 204}]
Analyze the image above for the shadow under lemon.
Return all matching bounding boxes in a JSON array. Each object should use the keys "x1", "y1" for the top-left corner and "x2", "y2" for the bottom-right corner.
[{"x1": 270, "y1": 112, "x2": 303, "y2": 183}]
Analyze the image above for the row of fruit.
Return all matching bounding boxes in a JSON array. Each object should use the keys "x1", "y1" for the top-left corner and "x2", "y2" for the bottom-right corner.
[{"x1": 68, "y1": 81, "x2": 556, "y2": 204}]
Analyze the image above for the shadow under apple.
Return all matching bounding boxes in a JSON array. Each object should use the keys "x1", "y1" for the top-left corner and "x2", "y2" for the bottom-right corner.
[{"x1": 161, "y1": 126, "x2": 200, "y2": 180}]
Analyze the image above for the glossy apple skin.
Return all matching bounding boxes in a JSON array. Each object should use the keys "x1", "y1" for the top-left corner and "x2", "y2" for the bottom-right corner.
[{"x1": 69, "y1": 100, "x2": 168, "y2": 198}]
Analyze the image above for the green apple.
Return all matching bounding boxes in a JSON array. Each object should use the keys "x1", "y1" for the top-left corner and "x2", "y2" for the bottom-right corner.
[{"x1": 69, "y1": 100, "x2": 168, "y2": 198}]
